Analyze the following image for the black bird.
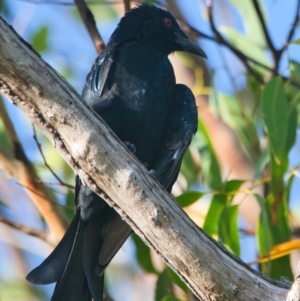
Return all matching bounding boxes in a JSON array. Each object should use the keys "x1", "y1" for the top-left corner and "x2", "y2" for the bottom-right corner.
[{"x1": 26, "y1": 3, "x2": 206, "y2": 301}]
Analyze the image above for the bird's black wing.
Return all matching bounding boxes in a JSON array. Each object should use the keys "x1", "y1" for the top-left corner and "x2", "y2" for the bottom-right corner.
[{"x1": 153, "y1": 84, "x2": 198, "y2": 192}]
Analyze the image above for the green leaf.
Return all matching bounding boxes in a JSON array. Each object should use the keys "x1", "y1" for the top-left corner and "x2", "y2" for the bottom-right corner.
[
  {"x1": 132, "y1": 233, "x2": 157, "y2": 274},
  {"x1": 203, "y1": 194, "x2": 226, "y2": 236},
  {"x1": 261, "y1": 77, "x2": 288, "y2": 162},
  {"x1": 31, "y1": 26, "x2": 49, "y2": 53},
  {"x1": 180, "y1": 148, "x2": 198, "y2": 187},
  {"x1": 221, "y1": 27, "x2": 269, "y2": 66},
  {"x1": 166, "y1": 267, "x2": 187, "y2": 293},
  {"x1": 219, "y1": 205, "x2": 240, "y2": 256},
  {"x1": 197, "y1": 119, "x2": 222, "y2": 190},
  {"x1": 74, "y1": 0, "x2": 117, "y2": 22},
  {"x1": 155, "y1": 269, "x2": 173, "y2": 301},
  {"x1": 176, "y1": 191, "x2": 203, "y2": 207},
  {"x1": 255, "y1": 194, "x2": 272, "y2": 256}
]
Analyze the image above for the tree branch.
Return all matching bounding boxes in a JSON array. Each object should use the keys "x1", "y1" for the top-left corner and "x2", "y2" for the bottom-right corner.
[
  {"x1": 32, "y1": 125, "x2": 75, "y2": 190},
  {"x1": 0, "y1": 215, "x2": 56, "y2": 247},
  {"x1": 0, "y1": 16, "x2": 292, "y2": 301}
]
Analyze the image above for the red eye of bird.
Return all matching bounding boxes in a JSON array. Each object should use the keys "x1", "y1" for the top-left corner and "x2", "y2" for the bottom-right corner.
[{"x1": 163, "y1": 18, "x2": 172, "y2": 28}]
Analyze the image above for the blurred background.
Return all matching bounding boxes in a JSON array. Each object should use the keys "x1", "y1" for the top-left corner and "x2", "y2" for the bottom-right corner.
[{"x1": 0, "y1": 0, "x2": 300, "y2": 300}]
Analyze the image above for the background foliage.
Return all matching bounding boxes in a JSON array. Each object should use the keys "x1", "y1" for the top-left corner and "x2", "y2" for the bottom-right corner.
[{"x1": 0, "y1": 0, "x2": 300, "y2": 300}]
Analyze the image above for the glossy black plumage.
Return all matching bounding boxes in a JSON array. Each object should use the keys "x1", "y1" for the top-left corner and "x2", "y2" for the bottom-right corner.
[{"x1": 26, "y1": 3, "x2": 206, "y2": 301}]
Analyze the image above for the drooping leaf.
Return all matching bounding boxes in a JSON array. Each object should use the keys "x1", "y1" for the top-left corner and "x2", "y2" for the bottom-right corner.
[
  {"x1": 176, "y1": 191, "x2": 203, "y2": 207},
  {"x1": 161, "y1": 296, "x2": 181, "y2": 301}
]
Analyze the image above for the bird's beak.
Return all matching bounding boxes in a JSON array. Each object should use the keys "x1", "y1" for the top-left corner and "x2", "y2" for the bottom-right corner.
[{"x1": 175, "y1": 34, "x2": 207, "y2": 58}]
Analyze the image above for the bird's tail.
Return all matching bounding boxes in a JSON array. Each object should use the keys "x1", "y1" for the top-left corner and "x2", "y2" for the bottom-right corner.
[{"x1": 27, "y1": 202, "x2": 131, "y2": 301}]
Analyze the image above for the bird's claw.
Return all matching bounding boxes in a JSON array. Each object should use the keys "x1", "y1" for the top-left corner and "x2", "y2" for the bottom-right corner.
[
  {"x1": 149, "y1": 169, "x2": 156, "y2": 178},
  {"x1": 124, "y1": 141, "x2": 137, "y2": 154}
]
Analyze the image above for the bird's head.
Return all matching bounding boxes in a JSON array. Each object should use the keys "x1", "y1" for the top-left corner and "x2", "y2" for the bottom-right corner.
[{"x1": 108, "y1": 3, "x2": 207, "y2": 58}]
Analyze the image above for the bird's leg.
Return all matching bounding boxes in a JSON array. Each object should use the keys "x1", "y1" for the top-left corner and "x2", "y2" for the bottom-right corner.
[
  {"x1": 149, "y1": 170, "x2": 156, "y2": 178},
  {"x1": 124, "y1": 141, "x2": 137, "y2": 154},
  {"x1": 143, "y1": 163, "x2": 156, "y2": 178}
]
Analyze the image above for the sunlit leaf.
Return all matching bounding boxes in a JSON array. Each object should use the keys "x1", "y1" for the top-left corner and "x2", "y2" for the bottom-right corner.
[
  {"x1": 166, "y1": 267, "x2": 187, "y2": 293},
  {"x1": 176, "y1": 191, "x2": 203, "y2": 207},
  {"x1": 224, "y1": 179, "x2": 244, "y2": 193},
  {"x1": 285, "y1": 104, "x2": 297, "y2": 152}
]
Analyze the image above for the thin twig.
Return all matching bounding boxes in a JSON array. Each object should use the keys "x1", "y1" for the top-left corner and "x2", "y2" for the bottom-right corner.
[
  {"x1": 123, "y1": 0, "x2": 130, "y2": 13},
  {"x1": 0, "y1": 214, "x2": 56, "y2": 247},
  {"x1": 251, "y1": 0, "x2": 279, "y2": 71},
  {"x1": 32, "y1": 125, "x2": 75, "y2": 190},
  {"x1": 74, "y1": 0, "x2": 105, "y2": 54}
]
